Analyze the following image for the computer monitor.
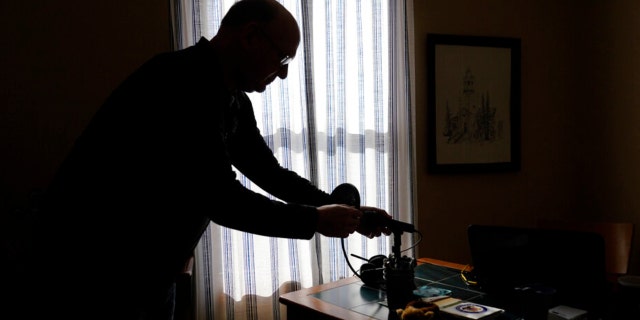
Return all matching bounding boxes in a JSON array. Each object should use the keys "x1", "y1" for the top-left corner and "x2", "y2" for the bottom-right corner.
[{"x1": 467, "y1": 224, "x2": 607, "y2": 313}]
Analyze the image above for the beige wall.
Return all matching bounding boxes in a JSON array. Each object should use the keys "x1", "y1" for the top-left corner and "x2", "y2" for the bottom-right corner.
[
  {"x1": 2, "y1": 0, "x2": 639, "y2": 276},
  {"x1": 413, "y1": 0, "x2": 640, "y2": 274},
  {"x1": 1, "y1": 1, "x2": 171, "y2": 213}
]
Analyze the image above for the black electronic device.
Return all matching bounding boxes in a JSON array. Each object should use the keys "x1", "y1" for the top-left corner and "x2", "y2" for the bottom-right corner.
[
  {"x1": 360, "y1": 210, "x2": 417, "y2": 234},
  {"x1": 329, "y1": 182, "x2": 416, "y2": 235},
  {"x1": 330, "y1": 183, "x2": 421, "y2": 310},
  {"x1": 329, "y1": 182, "x2": 361, "y2": 208},
  {"x1": 467, "y1": 224, "x2": 608, "y2": 316},
  {"x1": 351, "y1": 253, "x2": 387, "y2": 287}
]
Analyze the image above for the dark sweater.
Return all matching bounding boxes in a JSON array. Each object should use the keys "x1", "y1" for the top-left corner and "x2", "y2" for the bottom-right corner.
[{"x1": 27, "y1": 37, "x2": 331, "y2": 319}]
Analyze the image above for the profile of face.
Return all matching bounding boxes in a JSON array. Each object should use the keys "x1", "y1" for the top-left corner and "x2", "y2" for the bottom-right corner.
[{"x1": 237, "y1": 6, "x2": 300, "y2": 93}]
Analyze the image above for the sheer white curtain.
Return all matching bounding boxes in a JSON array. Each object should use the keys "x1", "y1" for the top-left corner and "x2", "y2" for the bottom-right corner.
[{"x1": 170, "y1": 1, "x2": 415, "y2": 319}]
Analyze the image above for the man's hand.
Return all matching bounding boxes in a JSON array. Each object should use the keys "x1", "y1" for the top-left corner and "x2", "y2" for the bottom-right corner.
[
  {"x1": 357, "y1": 206, "x2": 393, "y2": 238},
  {"x1": 316, "y1": 204, "x2": 362, "y2": 238}
]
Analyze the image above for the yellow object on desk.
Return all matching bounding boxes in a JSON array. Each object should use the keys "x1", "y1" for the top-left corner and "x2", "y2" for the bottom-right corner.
[{"x1": 395, "y1": 299, "x2": 440, "y2": 320}]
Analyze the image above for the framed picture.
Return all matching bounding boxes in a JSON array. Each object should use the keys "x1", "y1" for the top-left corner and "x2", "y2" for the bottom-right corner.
[{"x1": 427, "y1": 33, "x2": 521, "y2": 174}]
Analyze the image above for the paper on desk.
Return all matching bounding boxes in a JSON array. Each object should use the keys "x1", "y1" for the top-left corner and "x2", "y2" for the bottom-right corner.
[
  {"x1": 432, "y1": 297, "x2": 461, "y2": 308},
  {"x1": 422, "y1": 295, "x2": 450, "y2": 303},
  {"x1": 441, "y1": 302, "x2": 504, "y2": 319}
]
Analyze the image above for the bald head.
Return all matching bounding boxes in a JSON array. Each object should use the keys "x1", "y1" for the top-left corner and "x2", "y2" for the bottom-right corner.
[
  {"x1": 221, "y1": 0, "x2": 300, "y2": 40},
  {"x1": 211, "y1": 0, "x2": 301, "y2": 92},
  {"x1": 223, "y1": 1, "x2": 285, "y2": 23}
]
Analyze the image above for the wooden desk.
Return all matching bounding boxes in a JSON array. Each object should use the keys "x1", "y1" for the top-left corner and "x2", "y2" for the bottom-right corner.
[
  {"x1": 279, "y1": 258, "x2": 468, "y2": 320},
  {"x1": 416, "y1": 258, "x2": 469, "y2": 271},
  {"x1": 280, "y1": 257, "x2": 639, "y2": 320},
  {"x1": 279, "y1": 276, "x2": 371, "y2": 320}
]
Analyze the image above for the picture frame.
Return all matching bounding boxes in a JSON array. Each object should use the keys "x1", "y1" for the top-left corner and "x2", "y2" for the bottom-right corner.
[{"x1": 427, "y1": 33, "x2": 521, "y2": 174}]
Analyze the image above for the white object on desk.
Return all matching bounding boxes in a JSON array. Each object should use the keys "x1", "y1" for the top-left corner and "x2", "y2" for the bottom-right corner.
[
  {"x1": 547, "y1": 305, "x2": 588, "y2": 320},
  {"x1": 618, "y1": 275, "x2": 640, "y2": 288},
  {"x1": 440, "y1": 302, "x2": 504, "y2": 319}
]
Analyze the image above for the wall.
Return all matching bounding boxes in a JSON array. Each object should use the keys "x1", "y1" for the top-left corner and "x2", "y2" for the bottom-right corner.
[
  {"x1": 1, "y1": 1, "x2": 171, "y2": 214},
  {"x1": 413, "y1": 0, "x2": 640, "y2": 274}
]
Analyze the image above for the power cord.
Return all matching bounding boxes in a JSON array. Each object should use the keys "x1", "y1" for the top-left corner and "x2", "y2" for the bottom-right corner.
[
  {"x1": 460, "y1": 264, "x2": 478, "y2": 286},
  {"x1": 341, "y1": 230, "x2": 423, "y2": 280}
]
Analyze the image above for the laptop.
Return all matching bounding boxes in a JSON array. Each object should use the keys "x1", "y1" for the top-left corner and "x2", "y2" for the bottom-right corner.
[{"x1": 467, "y1": 224, "x2": 607, "y2": 313}]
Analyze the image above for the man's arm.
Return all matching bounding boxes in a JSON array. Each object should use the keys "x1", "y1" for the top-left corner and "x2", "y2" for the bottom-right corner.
[{"x1": 225, "y1": 93, "x2": 332, "y2": 206}]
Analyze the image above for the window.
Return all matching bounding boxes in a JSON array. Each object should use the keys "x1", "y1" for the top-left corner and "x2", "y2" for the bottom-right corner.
[{"x1": 170, "y1": 1, "x2": 415, "y2": 319}]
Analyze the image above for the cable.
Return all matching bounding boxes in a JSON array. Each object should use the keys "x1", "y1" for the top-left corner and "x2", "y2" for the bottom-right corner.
[
  {"x1": 341, "y1": 230, "x2": 423, "y2": 279},
  {"x1": 460, "y1": 264, "x2": 478, "y2": 286},
  {"x1": 400, "y1": 230, "x2": 423, "y2": 254},
  {"x1": 341, "y1": 237, "x2": 363, "y2": 280}
]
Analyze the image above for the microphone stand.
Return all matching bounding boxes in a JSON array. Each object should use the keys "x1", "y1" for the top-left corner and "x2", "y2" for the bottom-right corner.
[
  {"x1": 329, "y1": 183, "x2": 418, "y2": 312},
  {"x1": 392, "y1": 230, "x2": 403, "y2": 259},
  {"x1": 384, "y1": 229, "x2": 418, "y2": 311}
]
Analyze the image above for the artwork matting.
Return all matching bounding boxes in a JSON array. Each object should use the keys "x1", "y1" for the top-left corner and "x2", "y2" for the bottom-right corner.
[{"x1": 427, "y1": 33, "x2": 521, "y2": 174}]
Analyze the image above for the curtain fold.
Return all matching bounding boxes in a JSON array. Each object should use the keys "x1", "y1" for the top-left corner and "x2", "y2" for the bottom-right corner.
[
  {"x1": 170, "y1": 1, "x2": 415, "y2": 319},
  {"x1": 390, "y1": 0, "x2": 417, "y2": 254}
]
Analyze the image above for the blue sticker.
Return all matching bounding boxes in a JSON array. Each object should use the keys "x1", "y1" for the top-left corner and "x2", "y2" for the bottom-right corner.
[{"x1": 412, "y1": 285, "x2": 452, "y2": 297}]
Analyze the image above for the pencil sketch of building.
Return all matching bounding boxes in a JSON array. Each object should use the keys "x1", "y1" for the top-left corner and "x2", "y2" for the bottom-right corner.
[{"x1": 442, "y1": 68, "x2": 503, "y2": 145}]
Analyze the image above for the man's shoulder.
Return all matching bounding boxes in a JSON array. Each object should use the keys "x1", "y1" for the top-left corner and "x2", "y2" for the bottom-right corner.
[{"x1": 144, "y1": 37, "x2": 211, "y2": 65}]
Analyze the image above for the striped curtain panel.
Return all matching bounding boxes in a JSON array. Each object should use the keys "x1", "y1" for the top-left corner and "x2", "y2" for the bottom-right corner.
[{"x1": 170, "y1": 0, "x2": 415, "y2": 319}]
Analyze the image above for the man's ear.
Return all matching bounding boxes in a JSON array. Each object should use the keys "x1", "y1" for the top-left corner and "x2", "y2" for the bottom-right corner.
[{"x1": 240, "y1": 22, "x2": 263, "y2": 51}]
